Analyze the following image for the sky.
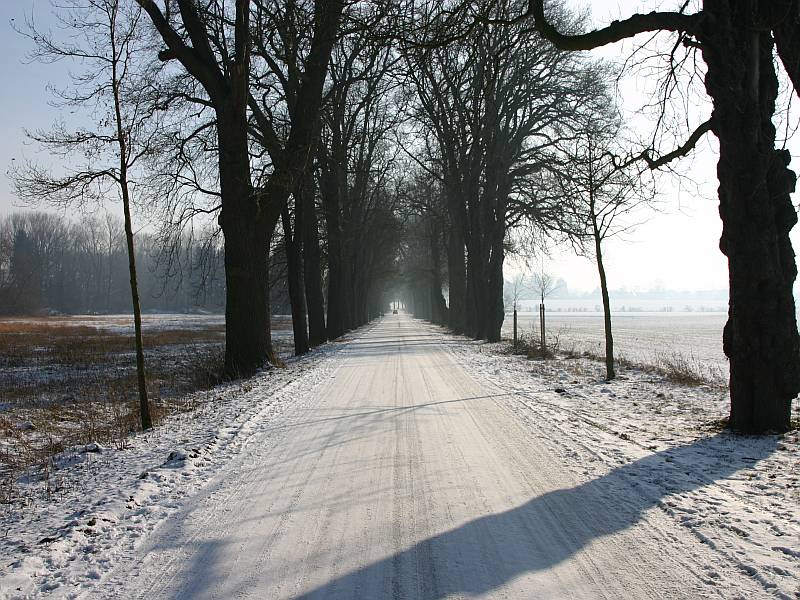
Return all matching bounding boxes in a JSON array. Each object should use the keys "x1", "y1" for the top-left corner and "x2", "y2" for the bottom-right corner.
[
  {"x1": 0, "y1": 3, "x2": 65, "y2": 207},
  {"x1": 540, "y1": 0, "x2": 800, "y2": 293},
  {"x1": 0, "y1": 1, "x2": 798, "y2": 294}
]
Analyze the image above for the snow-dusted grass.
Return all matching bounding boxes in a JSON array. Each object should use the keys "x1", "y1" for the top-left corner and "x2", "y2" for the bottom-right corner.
[
  {"x1": 0, "y1": 315, "x2": 292, "y2": 505},
  {"x1": 0, "y1": 339, "x2": 341, "y2": 599},
  {"x1": 454, "y1": 338, "x2": 799, "y2": 599}
]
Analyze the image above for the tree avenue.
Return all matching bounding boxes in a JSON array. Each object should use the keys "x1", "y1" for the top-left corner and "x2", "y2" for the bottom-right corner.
[
  {"x1": 402, "y1": 0, "x2": 605, "y2": 342},
  {"x1": 135, "y1": 0, "x2": 344, "y2": 377},
  {"x1": 12, "y1": 0, "x2": 799, "y2": 436}
]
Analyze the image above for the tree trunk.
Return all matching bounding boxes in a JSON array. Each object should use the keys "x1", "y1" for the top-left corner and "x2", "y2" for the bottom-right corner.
[
  {"x1": 464, "y1": 247, "x2": 479, "y2": 338},
  {"x1": 593, "y1": 218, "x2": 615, "y2": 380},
  {"x1": 429, "y1": 220, "x2": 448, "y2": 325},
  {"x1": 299, "y1": 173, "x2": 327, "y2": 345},
  {"x1": 341, "y1": 251, "x2": 356, "y2": 330},
  {"x1": 539, "y1": 298, "x2": 545, "y2": 352},
  {"x1": 218, "y1": 112, "x2": 273, "y2": 378},
  {"x1": 321, "y1": 159, "x2": 345, "y2": 340},
  {"x1": 121, "y1": 189, "x2": 150, "y2": 430},
  {"x1": 485, "y1": 222, "x2": 506, "y2": 343},
  {"x1": 513, "y1": 308, "x2": 518, "y2": 349},
  {"x1": 111, "y1": 47, "x2": 150, "y2": 431},
  {"x1": 446, "y1": 194, "x2": 467, "y2": 334},
  {"x1": 281, "y1": 202, "x2": 310, "y2": 356},
  {"x1": 701, "y1": 3, "x2": 799, "y2": 433}
]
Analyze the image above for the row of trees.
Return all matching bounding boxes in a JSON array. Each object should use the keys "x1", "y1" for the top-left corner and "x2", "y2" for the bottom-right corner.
[
  {"x1": 10, "y1": 0, "x2": 799, "y2": 433},
  {"x1": 396, "y1": 1, "x2": 652, "y2": 386},
  {"x1": 0, "y1": 212, "x2": 225, "y2": 315},
  {"x1": 12, "y1": 0, "x2": 404, "y2": 378},
  {"x1": 394, "y1": 0, "x2": 800, "y2": 433}
]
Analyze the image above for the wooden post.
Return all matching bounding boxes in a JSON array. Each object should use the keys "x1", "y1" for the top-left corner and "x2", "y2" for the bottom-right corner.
[
  {"x1": 513, "y1": 308, "x2": 518, "y2": 349},
  {"x1": 539, "y1": 303, "x2": 545, "y2": 351}
]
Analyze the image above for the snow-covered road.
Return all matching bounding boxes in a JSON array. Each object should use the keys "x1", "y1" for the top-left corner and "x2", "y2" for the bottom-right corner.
[{"x1": 85, "y1": 314, "x2": 782, "y2": 599}]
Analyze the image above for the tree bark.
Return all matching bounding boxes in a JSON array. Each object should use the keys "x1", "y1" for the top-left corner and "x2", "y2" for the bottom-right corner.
[
  {"x1": 702, "y1": 3, "x2": 799, "y2": 432},
  {"x1": 281, "y1": 202, "x2": 310, "y2": 356},
  {"x1": 429, "y1": 219, "x2": 448, "y2": 325},
  {"x1": 445, "y1": 190, "x2": 467, "y2": 334},
  {"x1": 218, "y1": 109, "x2": 274, "y2": 377},
  {"x1": 485, "y1": 229, "x2": 505, "y2": 343},
  {"x1": 321, "y1": 157, "x2": 345, "y2": 340},
  {"x1": 299, "y1": 173, "x2": 327, "y2": 345}
]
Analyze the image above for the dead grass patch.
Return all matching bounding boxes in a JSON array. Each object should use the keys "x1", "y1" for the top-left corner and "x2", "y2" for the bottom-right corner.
[{"x1": 0, "y1": 317, "x2": 236, "y2": 503}]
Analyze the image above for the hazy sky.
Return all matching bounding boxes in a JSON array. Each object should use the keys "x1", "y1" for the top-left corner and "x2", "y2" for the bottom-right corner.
[
  {"x1": 542, "y1": 0, "x2": 800, "y2": 292},
  {"x1": 0, "y1": 1, "x2": 798, "y2": 293}
]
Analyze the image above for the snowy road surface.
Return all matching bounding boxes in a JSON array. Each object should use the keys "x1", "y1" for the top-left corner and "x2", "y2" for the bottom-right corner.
[{"x1": 87, "y1": 314, "x2": 781, "y2": 599}]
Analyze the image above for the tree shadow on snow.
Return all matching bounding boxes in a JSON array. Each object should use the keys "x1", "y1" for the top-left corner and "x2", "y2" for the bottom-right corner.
[{"x1": 292, "y1": 432, "x2": 777, "y2": 599}]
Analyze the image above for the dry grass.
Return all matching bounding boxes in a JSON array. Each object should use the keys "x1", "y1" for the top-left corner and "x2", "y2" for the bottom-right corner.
[
  {"x1": 0, "y1": 315, "x2": 291, "y2": 503},
  {"x1": 653, "y1": 351, "x2": 727, "y2": 387},
  {"x1": 504, "y1": 329, "x2": 559, "y2": 360}
]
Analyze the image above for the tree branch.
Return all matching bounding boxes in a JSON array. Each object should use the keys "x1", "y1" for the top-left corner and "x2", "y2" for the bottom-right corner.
[
  {"x1": 639, "y1": 118, "x2": 712, "y2": 170},
  {"x1": 134, "y1": 0, "x2": 223, "y2": 97},
  {"x1": 531, "y1": 0, "x2": 702, "y2": 50}
]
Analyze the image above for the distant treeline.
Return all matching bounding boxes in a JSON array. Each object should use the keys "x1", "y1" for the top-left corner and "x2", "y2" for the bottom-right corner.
[{"x1": 0, "y1": 212, "x2": 226, "y2": 315}]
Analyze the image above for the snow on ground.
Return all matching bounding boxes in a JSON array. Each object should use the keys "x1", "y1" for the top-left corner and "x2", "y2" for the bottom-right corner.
[
  {"x1": 507, "y1": 311, "x2": 729, "y2": 375},
  {"x1": 0, "y1": 315, "x2": 797, "y2": 599},
  {"x1": 454, "y1": 340, "x2": 800, "y2": 599},
  {"x1": 0, "y1": 339, "x2": 343, "y2": 599}
]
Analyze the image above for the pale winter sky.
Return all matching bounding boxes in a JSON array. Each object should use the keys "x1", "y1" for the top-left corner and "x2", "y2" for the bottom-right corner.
[
  {"x1": 0, "y1": 1, "x2": 798, "y2": 293},
  {"x1": 540, "y1": 0, "x2": 800, "y2": 293}
]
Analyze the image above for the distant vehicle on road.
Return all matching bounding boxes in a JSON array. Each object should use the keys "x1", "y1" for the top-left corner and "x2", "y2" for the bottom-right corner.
[{"x1": 392, "y1": 309, "x2": 398, "y2": 314}]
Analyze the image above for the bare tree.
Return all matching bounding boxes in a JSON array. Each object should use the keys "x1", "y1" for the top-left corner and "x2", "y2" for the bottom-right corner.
[
  {"x1": 531, "y1": 266, "x2": 560, "y2": 352},
  {"x1": 12, "y1": 0, "x2": 156, "y2": 429},
  {"x1": 314, "y1": 9, "x2": 405, "y2": 338},
  {"x1": 134, "y1": 0, "x2": 343, "y2": 375},
  {"x1": 403, "y1": 0, "x2": 605, "y2": 342},
  {"x1": 557, "y1": 111, "x2": 656, "y2": 380},
  {"x1": 397, "y1": 173, "x2": 450, "y2": 325}
]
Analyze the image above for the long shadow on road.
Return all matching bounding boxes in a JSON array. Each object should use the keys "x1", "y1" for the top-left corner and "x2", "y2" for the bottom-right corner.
[{"x1": 294, "y1": 433, "x2": 777, "y2": 599}]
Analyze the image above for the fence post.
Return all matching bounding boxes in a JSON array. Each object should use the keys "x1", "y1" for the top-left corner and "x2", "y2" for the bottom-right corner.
[
  {"x1": 539, "y1": 303, "x2": 545, "y2": 351},
  {"x1": 513, "y1": 308, "x2": 518, "y2": 349}
]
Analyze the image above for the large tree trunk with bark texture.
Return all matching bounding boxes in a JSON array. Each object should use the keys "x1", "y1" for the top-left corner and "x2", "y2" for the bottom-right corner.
[
  {"x1": 701, "y1": 1, "x2": 799, "y2": 432},
  {"x1": 218, "y1": 111, "x2": 274, "y2": 378},
  {"x1": 445, "y1": 190, "x2": 467, "y2": 334},
  {"x1": 321, "y1": 161, "x2": 346, "y2": 340}
]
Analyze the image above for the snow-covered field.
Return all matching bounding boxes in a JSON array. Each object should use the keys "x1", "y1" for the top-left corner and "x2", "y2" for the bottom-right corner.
[
  {"x1": 506, "y1": 311, "x2": 728, "y2": 374},
  {"x1": 1, "y1": 315, "x2": 797, "y2": 599},
  {"x1": 0, "y1": 313, "x2": 294, "y2": 507},
  {"x1": 0, "y1": 312, "x2": 293, "y2": 402}
]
